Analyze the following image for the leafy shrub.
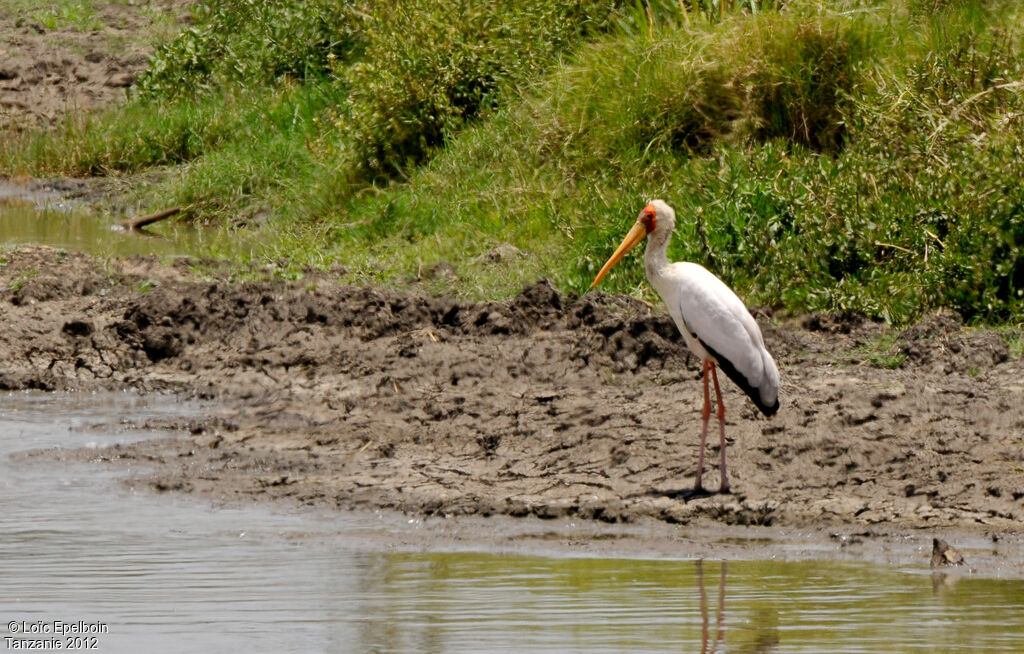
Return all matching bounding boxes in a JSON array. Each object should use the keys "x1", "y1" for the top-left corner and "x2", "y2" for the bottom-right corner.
[
  {"x1": 339, "y1": 0, "x2": 620, "y2": 178},
  {"x1": 135, "y1": 0, "x2": 359, "y2": 98},
  {"x1": 133, "y1": 0, "x2": 627, "y2": 179}
]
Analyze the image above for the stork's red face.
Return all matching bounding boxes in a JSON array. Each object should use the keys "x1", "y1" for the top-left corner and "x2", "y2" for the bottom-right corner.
[
  {"x1": 639, "y1": 203, "x2": 657, "y2": 234},
  {"x1": 590, "y1": 203, "x2": 657, "y2": 289}
]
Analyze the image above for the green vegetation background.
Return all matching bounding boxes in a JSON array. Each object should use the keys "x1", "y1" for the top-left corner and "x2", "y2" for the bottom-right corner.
[{"x1": 3, "y1": 0, "x2": 1022, "y2": 325}]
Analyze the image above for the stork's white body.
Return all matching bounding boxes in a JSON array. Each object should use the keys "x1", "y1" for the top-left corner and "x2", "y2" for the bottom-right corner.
[{"x1": 647, "y1": 259, "x2": 780, "y2": 415}]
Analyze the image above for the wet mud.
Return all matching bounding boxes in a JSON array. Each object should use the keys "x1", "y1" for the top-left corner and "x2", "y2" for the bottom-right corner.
[
  {"x1": 3, "y1": 247, "x2": 1022, "y2": 546},
  {"x1": 0, "y1": 1, "x2": 192, "y2": 131}
]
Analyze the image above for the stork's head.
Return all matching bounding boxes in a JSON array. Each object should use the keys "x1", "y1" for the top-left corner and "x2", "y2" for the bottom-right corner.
[
  {"x1": 590, "y1": 200, "x2": 675, "y2": 288},
  {"x1": 644, "y1": 199, "x2": 676, "y2": 240}
]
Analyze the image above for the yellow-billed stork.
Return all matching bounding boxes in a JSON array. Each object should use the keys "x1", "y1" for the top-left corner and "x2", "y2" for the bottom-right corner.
[{"x1": 591, "y1": 200, "x2": 779, "y2": 493}]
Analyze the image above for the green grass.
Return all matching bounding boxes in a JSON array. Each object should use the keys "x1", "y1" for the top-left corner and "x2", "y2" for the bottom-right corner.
[
  {"x1": 3, "y1": 1, "x2": 103, "y2": 31},
  {"x1": 848, "y1": 333, "x2": 907, "y2": 369},
  {"x1": 1009, "y1": 335, "x2": 1024, "y2": 359},
  {"x1": 997, "y1": 326, "x2": 1024, "y2": 358},
  {"x1": 3, "y1": 0, "x2": 181, "y2": 43},
  {"x1": 867, "y1": 348, "x2": 909, "y2": 371},
  {"x1": 30, "y1": 3, "x2": 103, "y2": 31},
  {"x1": 3, "y1": 0, "x2": 1024, "y2": 322}
]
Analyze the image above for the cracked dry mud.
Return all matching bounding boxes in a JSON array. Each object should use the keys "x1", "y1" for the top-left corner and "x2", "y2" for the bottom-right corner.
[{"x1": 3, "y1": 247, "x2": 1022, "y2": 544}]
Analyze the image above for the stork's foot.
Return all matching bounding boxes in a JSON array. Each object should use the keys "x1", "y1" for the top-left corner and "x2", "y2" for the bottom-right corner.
[
  {"x1": 660, "y1": 480, "x2": 731, "y2": 500},
  {"x1": 674, "y1": 482, "x2": 730, "y2": 499}
]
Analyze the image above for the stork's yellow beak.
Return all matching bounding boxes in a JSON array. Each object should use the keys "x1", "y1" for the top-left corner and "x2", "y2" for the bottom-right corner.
[{"x1": 590, "y1": 221, "x2": 649, "y2": 288}]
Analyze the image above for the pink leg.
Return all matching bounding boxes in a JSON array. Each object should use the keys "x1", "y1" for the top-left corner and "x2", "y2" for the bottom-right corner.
[
  {"x1": 694, "y1": 360, "x2": 712, "y2": 491},
  {"x1": 709, "y1": 364, "x2": 730, "y2": 493}
]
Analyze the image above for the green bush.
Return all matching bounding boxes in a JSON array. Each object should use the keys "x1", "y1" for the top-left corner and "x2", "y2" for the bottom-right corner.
[
  {"x1": 135, "y1": 0, "x2": 359, "y2": 98},
  {"x1": 339, "y1": 0, "x2": 620, "y2": 178}
]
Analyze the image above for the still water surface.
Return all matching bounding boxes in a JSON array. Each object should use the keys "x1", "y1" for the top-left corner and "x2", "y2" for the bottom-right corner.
[
  {"x1": 0, "y1": 181, "x2": 241, "y2": 258},
  {"x1": 1, "y1": 391, "x2": 1022, "y2": 653}
]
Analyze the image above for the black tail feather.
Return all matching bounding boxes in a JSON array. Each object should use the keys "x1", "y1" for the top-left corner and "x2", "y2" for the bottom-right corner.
[{"x1": 699, "y1": 338, "x2": 779, "y2": 416}]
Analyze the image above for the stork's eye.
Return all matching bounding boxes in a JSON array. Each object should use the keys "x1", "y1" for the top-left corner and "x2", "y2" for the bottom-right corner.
[{"x1": 640, "y1": 208, "x2": 656, "y2": 233}]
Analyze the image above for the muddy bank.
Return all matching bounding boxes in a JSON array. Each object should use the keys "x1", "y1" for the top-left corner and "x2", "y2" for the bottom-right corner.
[
  {"x1": 3, "y1": 247, "x2": 1022, "y2": 540},
  {"x1": 0, "y1": 1, "x2": 192, "y2": 131}
]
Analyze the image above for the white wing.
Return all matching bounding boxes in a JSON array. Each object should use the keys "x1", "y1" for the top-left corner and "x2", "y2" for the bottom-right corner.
[{"x1": 657, "y1": 262, "x2": 779, "y2": 414}]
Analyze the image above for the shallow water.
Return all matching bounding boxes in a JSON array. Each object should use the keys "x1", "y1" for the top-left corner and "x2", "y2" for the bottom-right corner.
[
  {"x1": 0, "y1": 181, "x2": 237, "y2": 258},
  {"x1": 2, "y1": 393, "x2": 1024, "y2": 654}
]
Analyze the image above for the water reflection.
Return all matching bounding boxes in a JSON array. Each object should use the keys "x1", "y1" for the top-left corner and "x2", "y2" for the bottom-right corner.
[
  {"x1": 347, "y1": 551, "x2": 1024, "y2": 653},
  {"x1": 931, "y1": 570, "x2": 962, "y2": 595},
  {"x1": 696, "y1": 559, "x2": 726, "y2": 653},
  {"x1": 697, "y1": 560, "x2": 780, "y2": 653}
]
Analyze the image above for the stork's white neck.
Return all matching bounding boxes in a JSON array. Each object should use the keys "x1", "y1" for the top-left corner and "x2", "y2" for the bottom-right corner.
[{"x1": 644, "y1": 227, "x2": 672, "y2": 286}]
